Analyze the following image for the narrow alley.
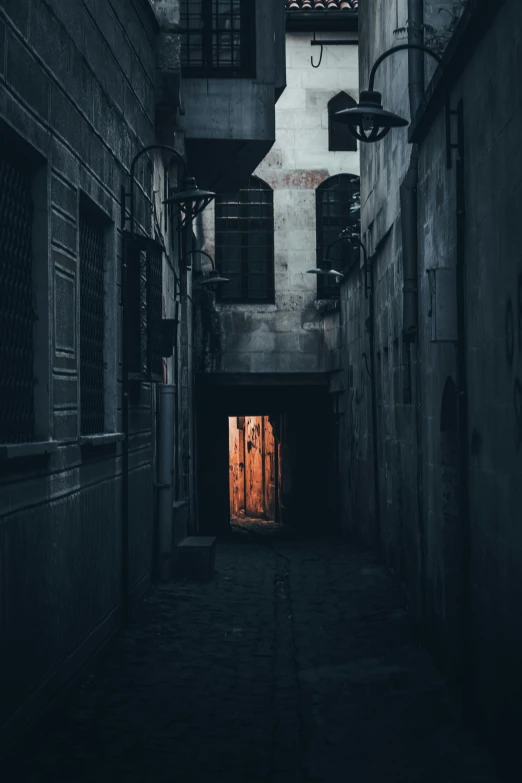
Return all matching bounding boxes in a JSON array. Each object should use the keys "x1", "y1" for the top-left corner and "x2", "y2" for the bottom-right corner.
[
  {"x1": 5, "y1": 533, "x2": 501, "y2": 783},
  {"x1": 1, "y1": 0, "x2": 521, "y2": 778}
]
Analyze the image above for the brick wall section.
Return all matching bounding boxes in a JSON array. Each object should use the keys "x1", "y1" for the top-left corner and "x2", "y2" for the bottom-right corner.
[{"x1": 0, "y1": 0, "x2": 169, "y2": 749}]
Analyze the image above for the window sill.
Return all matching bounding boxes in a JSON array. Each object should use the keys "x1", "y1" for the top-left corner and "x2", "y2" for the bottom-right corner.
[
  {"x1": 0, "y1": 440, "x2": 59, "y2": 460},
  {"x1": 79, "y1": 433, "x2": 125, "y2": 447}
]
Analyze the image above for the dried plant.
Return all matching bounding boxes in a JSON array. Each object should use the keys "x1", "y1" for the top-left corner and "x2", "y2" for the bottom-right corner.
[{"x1": 393, "y1": 1, "x2": 469, "y2": 57}]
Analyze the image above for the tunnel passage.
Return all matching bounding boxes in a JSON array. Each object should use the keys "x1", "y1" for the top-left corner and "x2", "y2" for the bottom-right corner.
[{"x1": 196, "y1": 374, "x2": 338, "y2": 537}]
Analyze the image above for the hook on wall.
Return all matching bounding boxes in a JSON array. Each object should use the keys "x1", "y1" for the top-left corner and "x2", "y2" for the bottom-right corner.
[{"x1": 311, "y1": 32, "x2": 323, "y2": 68}]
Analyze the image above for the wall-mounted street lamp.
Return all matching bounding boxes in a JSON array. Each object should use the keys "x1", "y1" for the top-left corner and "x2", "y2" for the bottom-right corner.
[
  {"x1": 126, "y1": 144, "x2": 215, "y2": 234},
  {"x1": 338, "y1": 228, "x2": 371, "y2": 298},
  {"x1": 307, "y1": 234, "x2": 350, "y2": 281},
  {"x1": 183, "y1": 249, "x2": 230, "y2": 293},
  {"x1": 120, "y1": 144, "x2": 215, "y2": 624},
  {"x1": 334, "y1": 44, "x2": 454, "y2": 166}
]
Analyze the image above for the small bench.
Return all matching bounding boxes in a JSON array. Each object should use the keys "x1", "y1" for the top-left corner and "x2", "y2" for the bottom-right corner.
[{"x1": 174, "y1": 536, "x2": 216, "y2": 582}]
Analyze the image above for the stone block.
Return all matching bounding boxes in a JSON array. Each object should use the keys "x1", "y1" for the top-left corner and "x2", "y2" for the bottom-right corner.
[{"x1": 174, "y1": 537, "x2": 216, "y2": 582}]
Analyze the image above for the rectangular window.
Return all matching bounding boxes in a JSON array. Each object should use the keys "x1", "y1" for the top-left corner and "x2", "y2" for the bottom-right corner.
[
  {"x1": 216, "y1": 177, "x2": 274, "y2": 304},
  {"x1": 316, "y1": 174, "x2": 360, "y2": 300},
  {"x1": 79, "y1": 204, "x2": 106, "y2": 436},
  {"x1": 0, "y1": 152, "x2": 36, "y2": 444},
  {"x1": 180, "y1": 0, "x2": 256, "y2": 77}
]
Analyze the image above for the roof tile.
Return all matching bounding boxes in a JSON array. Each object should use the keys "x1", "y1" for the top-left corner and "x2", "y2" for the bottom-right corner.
[{"x1": 286, "y1": 1, "x2": 358, "y2": 10}]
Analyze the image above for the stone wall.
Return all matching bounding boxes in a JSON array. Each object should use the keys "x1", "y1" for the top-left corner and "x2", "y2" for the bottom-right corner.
[
  {"x1": 0, "y1": 0, "x2": 177, "y2": 749},
  {"x1": 341, "y1": 0, "x2": 522, "y2": 765},
  {"x1": 197, "y1": 29, "x2": 359, "y2": 375}
]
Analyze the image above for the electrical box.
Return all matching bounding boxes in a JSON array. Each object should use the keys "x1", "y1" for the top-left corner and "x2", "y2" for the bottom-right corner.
[{"x1": 427, "y1": 267, "x2": 458, "y2": 343}]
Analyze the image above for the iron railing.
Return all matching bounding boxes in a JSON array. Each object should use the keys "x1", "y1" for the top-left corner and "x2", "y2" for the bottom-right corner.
[
  {"x1": 80, "y1": 207, "x2": 106, "y2": 435},
  {"x1": 0, "y1": 153, "x2": 35, "y2": 444}
]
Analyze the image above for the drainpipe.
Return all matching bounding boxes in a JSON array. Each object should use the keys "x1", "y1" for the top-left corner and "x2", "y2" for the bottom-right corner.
[
  {"x1": 401, "y1": 0, "x2": 426, "y2": 616},
  {"x1": 367, "y1": 251, "x2": 381, "y2": 545},
  {"x1": 156, "y1": 385, "x2": 176, "y2": 582},
  {"x1": 454, "y1": 100, "x2": 473, "y2": 713}
]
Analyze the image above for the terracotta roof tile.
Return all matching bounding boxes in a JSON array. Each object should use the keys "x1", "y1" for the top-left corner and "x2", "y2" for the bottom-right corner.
[{"x1": 286, "y1": 1, "x2": 358, "y2": 10}]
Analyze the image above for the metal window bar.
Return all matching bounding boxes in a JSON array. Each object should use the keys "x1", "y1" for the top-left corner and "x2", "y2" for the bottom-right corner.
[
  {"x1": 125, "y1": 233, "x2": 164, "y2": 382},
  {"x1": 80, "y1": 208, "x2": 106, "y2": 435},
  {"x1": 180, "y1": 0, "x2": 254, "y2": 76},
  {"x1": 216, "y1": 177, "x2": 274, "y2": 304},
  {"x1": 316, "y1": 174, "x2": 360, "y2": 300},
  {"x1": 0, "y1": 153, "x2": 35, "y2": 444}
]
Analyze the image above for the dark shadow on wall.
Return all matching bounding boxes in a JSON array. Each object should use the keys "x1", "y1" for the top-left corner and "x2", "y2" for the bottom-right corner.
[{"x1": 434, "y1": 375, "x2": 463, "y2": 681}]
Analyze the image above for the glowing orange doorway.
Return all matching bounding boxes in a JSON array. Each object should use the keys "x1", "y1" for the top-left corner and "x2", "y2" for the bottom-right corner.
[{"x1": 228, "y1": 416, "x2": 279, "y2": 521}]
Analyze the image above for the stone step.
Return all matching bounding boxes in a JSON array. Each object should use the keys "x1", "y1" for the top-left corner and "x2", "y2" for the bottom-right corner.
[{"x1": 174, "y1": 536, "x2": 217, "y2": 582}]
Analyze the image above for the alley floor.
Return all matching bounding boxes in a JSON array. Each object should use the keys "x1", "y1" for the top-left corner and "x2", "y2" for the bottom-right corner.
[{"x1": 3, "y1": 533, "x2": 504, "y2": 783}]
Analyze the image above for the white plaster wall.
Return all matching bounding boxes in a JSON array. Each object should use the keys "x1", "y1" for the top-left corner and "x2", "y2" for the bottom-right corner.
[{"x1": 200, "y1": 30, "x2": 359, "y2": 375}]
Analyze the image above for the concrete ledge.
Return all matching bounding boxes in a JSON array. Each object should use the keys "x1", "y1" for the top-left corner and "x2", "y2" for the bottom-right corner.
[
  {"x1": 174, "y1": 536, "x2": 216, "y2": 582},
  {"x1": 79, "y1": 433, "x2": 125, "y2": 447},
  {"x1": 0, "y1": 441, "x2": 59, "y2": 460}
]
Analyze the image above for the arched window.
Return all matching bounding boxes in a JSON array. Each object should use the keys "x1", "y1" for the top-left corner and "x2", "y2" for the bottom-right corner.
[
  {"x1": 316, "y1": 174, "x2": 360, "y2": 299},
  {"x1": 215, "y1": 176, "x2": 275, "y2": 303},
  {"x1": 328, "y1": 92, "x2": 358, "y2": 152}
]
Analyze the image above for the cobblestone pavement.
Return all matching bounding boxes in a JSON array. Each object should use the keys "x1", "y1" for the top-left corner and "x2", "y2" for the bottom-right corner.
[{"x1": 3, "y1": 534, "x2": 504, "y2": 782}]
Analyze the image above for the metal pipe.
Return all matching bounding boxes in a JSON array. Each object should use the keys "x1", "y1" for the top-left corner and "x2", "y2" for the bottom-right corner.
[
  {"x1": 407, "y1": 0, "x2": 426, "y2": 118},
  {"x1": 402, "y1": 0, "x2": 425, "y2": 618},
  {"x1": 369, "y1": 43, "x2": 437, "y2": 94},
  {"x1": 454, "y1": 99, "x2": 473, "y2": 712},
  {"x1": 130, "y1": 145, "x2": 188, "y2": 235},
  {"x1": 120, "y1": 185, "x2": 130, "y2": 625},
  {"x1": 156, "y1": 384, "x2": 176, "y2": 582},
  {"x1": 401, "y1": 147, "x2": 419, "y2": 340},
  {"x1": 367, "y1": 250, "x2": 381, "y2": 544}
]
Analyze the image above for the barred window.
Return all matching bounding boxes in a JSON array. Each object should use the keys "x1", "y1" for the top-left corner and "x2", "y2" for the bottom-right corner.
[
  {"x1": 79, "y1": 204, "x2": 106, "y2": 436},
  {"x1": 316, "y1": 174, "x2": 360, "y2": 300},
  {"x1": 0, "y1": 152, "x2": 36, "y2": 444},
  {"x1": 180, "y1": 0, "x2": 255, "y2": 77},
  {"x1": 215, "y1": 176, "x2": 274, "y2": 304},
  {"x1": 328, "y1": 92, "x2": 358, "y2": 152}
]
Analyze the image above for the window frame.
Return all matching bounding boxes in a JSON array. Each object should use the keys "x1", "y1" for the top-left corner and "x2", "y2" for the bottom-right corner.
[
  {"x1": 215, "y1": 176, "x2": 275, "y2": 305},
  {"x1": 180, "y1": 0, "x2": 257, "y2": 78},
  {"x1": 328, "y1": 92, "x2": 358, "y2": 153},
  {"x1": 0, "y1": 126, "x2": 50, "y2": 451},
  {"x1": 316, "y1": 174, "x2": 360, "y2": 301},
  {"x1": 78, "y1": 195, "x2": 117, "y2": 438}
]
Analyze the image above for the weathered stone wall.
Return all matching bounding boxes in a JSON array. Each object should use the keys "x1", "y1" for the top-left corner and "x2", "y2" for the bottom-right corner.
[
  {"x1": 0, "y1": 0, "x2": 176, "y2": 749},
  {"x1": 198, "y1": 29, "x2": 359, "y2": 375},
  {"x1": 343, "y1": 0, "x2": 522, "y2": 763}
]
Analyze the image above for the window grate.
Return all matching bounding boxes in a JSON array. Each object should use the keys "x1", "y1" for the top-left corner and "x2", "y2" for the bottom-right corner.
[
  {"x1": 125, "y1": 234, "x2": 164, "y2": 382},
  {"x1": 148, "y1": 240, "x2": 163, "y2": 381},
  {"x1": 80, "y1": 207, "x2": 105, "y2": 435},
  {"x1": 0, "y1": 153, "x2": 35, "y2": 444},
  {"x1": 215, "y1": 176, "x2": 274, "y2": 304},
  {"x1": 180, "y1": 0, "x2": 255, "y2": 77},
  {"x1": 316, "y1": 174, "x2": 360, "y2": 300}
]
